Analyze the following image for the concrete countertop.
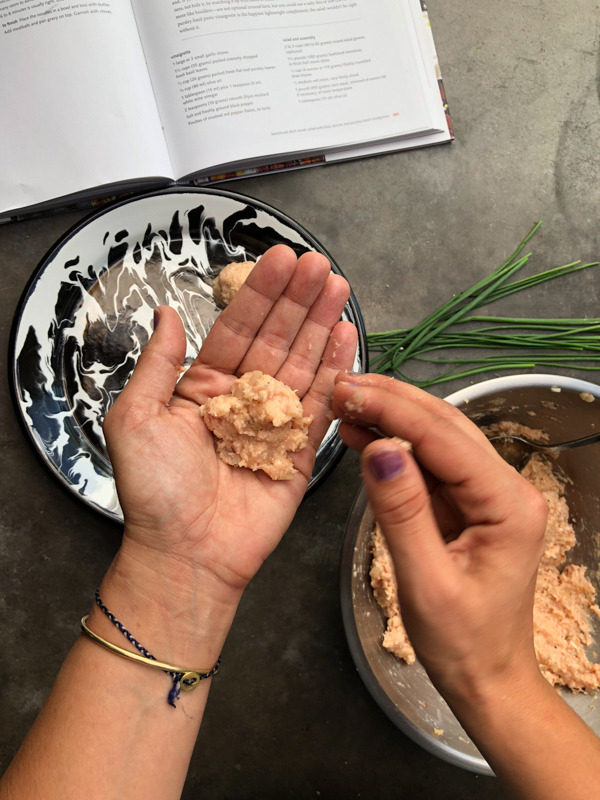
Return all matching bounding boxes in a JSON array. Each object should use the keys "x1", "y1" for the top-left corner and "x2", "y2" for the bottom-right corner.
[{"x1": 1, "y1": 1, "x2": 599, "y2": 797}]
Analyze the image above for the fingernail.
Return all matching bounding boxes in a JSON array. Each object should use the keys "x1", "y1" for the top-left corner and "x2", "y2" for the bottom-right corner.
[
  {"x1": 153, "y1": 309, "x2": 161, "y2": 330},
  {"x1": 367, "y1": 449, "x2": 405, "y2": 482},
  {"x1": 337, "y1": 370, "x2": 362, "y2": 384}
]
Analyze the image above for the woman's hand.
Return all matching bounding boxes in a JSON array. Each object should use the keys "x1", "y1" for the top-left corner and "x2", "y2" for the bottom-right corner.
[
  {"x1": 0, "y1": 247, "x2": 359, "y2": 800},
  {"x1": 332, "y1": 373, "x2": 548, "y2": 703},
  {"x1": 333, "y1": 374, "x2": 600, "y2": 800},
  {"x1": 103, "y1": 245, "x2": 357, "y2": 599}
]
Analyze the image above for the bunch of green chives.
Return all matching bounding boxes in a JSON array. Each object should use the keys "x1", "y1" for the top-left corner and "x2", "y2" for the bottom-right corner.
[{"x1": 367, "y1": 222, "x2": 600, "y2": 388}]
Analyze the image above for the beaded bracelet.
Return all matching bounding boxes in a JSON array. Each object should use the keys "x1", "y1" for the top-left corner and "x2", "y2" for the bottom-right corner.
[{"x1": 80, "y1": 590, "x2": 220, "y2": 708}]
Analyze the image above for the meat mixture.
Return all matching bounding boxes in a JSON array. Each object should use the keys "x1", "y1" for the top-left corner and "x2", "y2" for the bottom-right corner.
[
  {"x1": 200, "y1": 371, "x2": 312, "y2": 480},
  {"x1": 212, "y1": 260, "x2": 255, "y2": 307},
  {"x1": 370, "y1": 523, "x2": 416, "y2": 664},
  {"x1": 370, "y1": 452, "x2": 600, "y2": 691},
  {"x1": 525, "y1": 456, "x2": 600, "y2": 690}
]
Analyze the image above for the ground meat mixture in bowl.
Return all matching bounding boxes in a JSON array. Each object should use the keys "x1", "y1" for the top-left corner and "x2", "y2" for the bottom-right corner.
[{"x1": 340, "y1": 374, "x2": 600, "y2": 775}]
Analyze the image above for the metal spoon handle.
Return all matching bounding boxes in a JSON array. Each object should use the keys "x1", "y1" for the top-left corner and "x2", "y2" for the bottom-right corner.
[{"x1": 536, "y1": 431, "x2": 600, "y2": 452}]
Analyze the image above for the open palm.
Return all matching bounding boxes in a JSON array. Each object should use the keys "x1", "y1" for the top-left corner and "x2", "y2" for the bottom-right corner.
[{"x1": 103, "y1": 246, "x2": 357, "y2": 591}]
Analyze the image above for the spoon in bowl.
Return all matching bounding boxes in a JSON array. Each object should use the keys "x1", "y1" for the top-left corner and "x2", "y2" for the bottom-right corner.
[{"x1": 488, "y1": 432, "x2": 600, "y2": 472}]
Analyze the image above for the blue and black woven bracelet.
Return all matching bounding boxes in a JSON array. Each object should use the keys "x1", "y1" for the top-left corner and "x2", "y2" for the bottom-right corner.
[{"x1": 93, "y1": 589, "x2": 220, "y2": 708}]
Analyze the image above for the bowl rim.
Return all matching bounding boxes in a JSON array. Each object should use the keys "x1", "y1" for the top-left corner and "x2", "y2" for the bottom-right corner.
[{"x1": 444, "y1": 373, "x2": 600, "y2": 407}]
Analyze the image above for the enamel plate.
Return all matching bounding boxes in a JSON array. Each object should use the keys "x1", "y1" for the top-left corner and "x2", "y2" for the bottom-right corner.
[{"x1": 11, "y1": 187, "x2": 367, "y2": 522}]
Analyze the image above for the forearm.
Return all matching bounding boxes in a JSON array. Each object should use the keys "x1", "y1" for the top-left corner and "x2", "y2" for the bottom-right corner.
[
  {"x1": 0, "y1": 540, "x2": 242, "y2": 800},
  {"x1": 446, "y1": 669, "x2": 600, "y2": 800}
]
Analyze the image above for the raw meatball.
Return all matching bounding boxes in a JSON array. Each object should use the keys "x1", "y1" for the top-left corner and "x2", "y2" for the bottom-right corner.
[
  {"x1": 212, "y1": 261, "x2": 255, "y2": 307},
  {"x1": 200, "y1": 371, "x2": 313, "y2": 480}
]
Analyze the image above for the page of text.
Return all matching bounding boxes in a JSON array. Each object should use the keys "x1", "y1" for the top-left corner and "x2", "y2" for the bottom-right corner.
[
  {"x1": 131, "y1": 0, "x2": 444, "y2": 177},
  {"x1": 0, "y1": 0, "x2": 172, "y2": 213}
]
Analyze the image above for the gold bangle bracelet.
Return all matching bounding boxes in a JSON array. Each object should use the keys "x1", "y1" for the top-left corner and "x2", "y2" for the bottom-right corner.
[{"x1": 80, "y1": 615, "x2": 219, "y2": 692}]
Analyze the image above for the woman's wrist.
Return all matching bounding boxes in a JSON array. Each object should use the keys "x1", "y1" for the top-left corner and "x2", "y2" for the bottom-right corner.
[
  {"x1": 421, "y1": 637, "x2": 545, "y2": 723},
  {"x1": 437, "y1": 651, "x2": 554, "y2": 740},
  {"x1": 436, "y1": 657, "x2": 599, "y2": 799},
  {"x1": 87, "y1": 534, "x2": 243, "y2": 668}
]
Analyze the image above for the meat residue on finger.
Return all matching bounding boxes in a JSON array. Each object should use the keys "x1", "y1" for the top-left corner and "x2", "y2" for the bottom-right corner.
[
  {"x1": 344, "y1": 390, "x2": 365, "y2": 416},
  {"x1": 200, "y1": 371, "x2": 313, "y2": 480},
  {"x1": 212, "y1": 261, "x2": 255, "y2": 307}
]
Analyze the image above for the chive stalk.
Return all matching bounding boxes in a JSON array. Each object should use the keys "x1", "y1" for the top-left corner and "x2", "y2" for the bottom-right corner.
[{"x1": 367, "y1": 223, "x2": 600, "y2": 387}]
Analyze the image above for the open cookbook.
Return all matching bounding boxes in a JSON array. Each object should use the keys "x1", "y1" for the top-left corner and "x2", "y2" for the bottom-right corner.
[{"x1": 0, "y1": 0, "x2": 452, "y2": 221}]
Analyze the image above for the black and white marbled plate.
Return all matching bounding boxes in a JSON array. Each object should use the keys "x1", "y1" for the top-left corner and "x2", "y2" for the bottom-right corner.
[{"x1": 11, "y1": 187, "x2": 367, "y2": 522}]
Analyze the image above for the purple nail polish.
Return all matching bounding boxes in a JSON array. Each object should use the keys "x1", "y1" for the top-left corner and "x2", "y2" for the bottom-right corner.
[
  {"x1": 153, "y1": 309, "x2": 161, "y2": 330},
  {"x1": 368, "y1": 450, "x2": 405, "y2": 482}
]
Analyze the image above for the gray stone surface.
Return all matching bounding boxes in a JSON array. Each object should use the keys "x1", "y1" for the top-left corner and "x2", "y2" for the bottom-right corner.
[{"x1": 1, "y1": 0, "x2": 600, "y2": 797}]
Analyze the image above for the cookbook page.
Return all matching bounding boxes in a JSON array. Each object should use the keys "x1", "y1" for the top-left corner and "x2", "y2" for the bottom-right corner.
[
  {"x1": 0, "y1": 0, "x2": 173, "y2": 214},
  {"x1": 327, "y1": 0, "x2": 452, "y2": 162},
  {"x1": 130, "y1": 0, "x2": 445, "y2": 177}
]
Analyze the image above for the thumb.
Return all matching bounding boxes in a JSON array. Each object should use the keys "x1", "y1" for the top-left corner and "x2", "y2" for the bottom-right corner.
[
  {"x1": 362, "y1": 439, "x2": 449, "y2": 590},
  {"x1": 116, "y1": 306, "x2": 187, "y2": 409}
]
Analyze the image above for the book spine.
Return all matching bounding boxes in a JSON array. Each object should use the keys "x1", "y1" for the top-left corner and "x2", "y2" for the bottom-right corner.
[{"x1": 420, "y1": 0, "x2": 454, "y2": 139}]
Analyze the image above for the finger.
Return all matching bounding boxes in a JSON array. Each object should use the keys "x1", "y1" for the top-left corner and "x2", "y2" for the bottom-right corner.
[
  {"x1": 337, "y1": 421, "x2": 380, "y2": 452},
  {"x1": 338, "y1": 415, "x2": 464, "y2": 535},
  {"x1": 113, "y1": 306, "x2": 187, "y2": 411},
  {"x1": 339, "y1": 414, "x2": 466, "y2": 539},
  {"x1": 429, "y1": 483, "x2": 467, "y2": 541},
  {"x1": 362, "y1": 438, "x2": 451, "y2": 590},
  {"x1": 274, "y1": 273, "x2": 351, "y2": 397},
  {"x1": 194, "y1": 245, "x2": 298, "y2": 373},
  {"x1": 171, "y1": 364, "x2": 235, "y2": 408},
  {"x1": 174, "y1": 272, "x2": 350, "y2": 408},
  {"x1": 335, "y1": 372, "x2": 495, "y2": 453},
  {"x1": 291, "y1": 321, "x2": 357, "y2": 480},
  {"x1": 236, "y1": 252, "x2": 332, "y2": 378},
  {"x1": 333, "y1": 382, "x2": 519, "y2": 525}
]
